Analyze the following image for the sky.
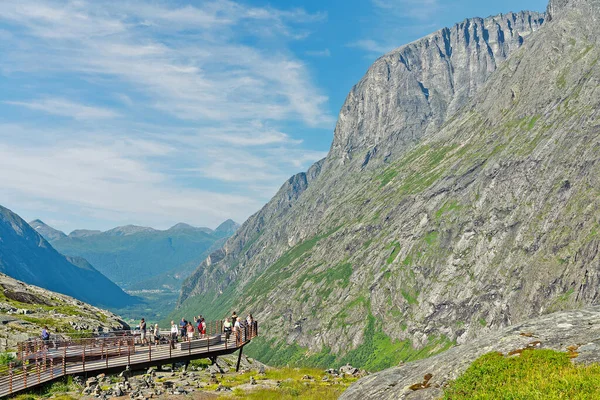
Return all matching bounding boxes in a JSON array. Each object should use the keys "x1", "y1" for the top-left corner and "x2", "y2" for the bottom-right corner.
[{"x1": 0, "y1": 0, "x2": 548, "y2": 233}]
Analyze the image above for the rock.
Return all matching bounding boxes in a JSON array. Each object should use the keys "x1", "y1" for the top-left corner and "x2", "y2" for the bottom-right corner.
[
  {"x1": 120, "y1": 366, "x2": 132, "y2": 380},
  {"x1": 301, "y1": 375, "x2": 313, "y2": 380},
  {"x1": 86, "y1": 377, "x2": 98, "y2": 387},
  {"x1": 216, "y1": 384, "x2": 231, "y2": 392},
  {"x1": 114, "y1": 385, "x2": 124, "y2": 397},
  {"x1": 258, "y1": 364, "x2": 266, "y2": 375},
  {"x1": 208, "y1": 364, "x2": 223, "y2": 375},
  {"x1": 250, "y1": 376, "x2": 257, "y2": 385},
  {"x1": 340, "y1": 364, "x2": 359, "y2": 376}
]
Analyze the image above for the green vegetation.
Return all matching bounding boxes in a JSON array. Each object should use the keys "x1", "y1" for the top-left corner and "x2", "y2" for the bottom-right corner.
[
  {"x1": 8, "y1": 376, "x2": 78, "y2": 400},
  {"x1": 338, "y1": 314, "x2": 454, "y2": 371},
  {"x1": 386, "y1": 243, "x2": 401, "y2": 264},
  {"x1": 228, "y1": 367, "x2": 357, "y2": 399},
  {"x1": 435, "y1": 200, "x2": 462, "y2": 221},
  {"x1": 443, "y1": 349, "x2": 600, "y2": 399}
]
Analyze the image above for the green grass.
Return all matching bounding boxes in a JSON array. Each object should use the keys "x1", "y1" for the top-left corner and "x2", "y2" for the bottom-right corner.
[
  {"x1": 337, "y1": 314, "x2": 453, "y2": 371},
  {"x1": 229, "y1": 367, "x2": 357, "y2": 399},
  {"x1": 443, "y1": 349, "x2": 600, "y2": 399}
]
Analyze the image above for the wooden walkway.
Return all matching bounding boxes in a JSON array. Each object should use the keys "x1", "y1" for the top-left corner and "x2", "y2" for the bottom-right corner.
[{"x1": 0, "y1": 321, "x2": 257, "y2": 398}]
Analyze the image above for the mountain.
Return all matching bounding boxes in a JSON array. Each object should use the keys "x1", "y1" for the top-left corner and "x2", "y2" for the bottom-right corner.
[
  {"x1": 29, "y1": 219, "x2": 67, "y2": 241},
  {"x1": 214, "y1": 219, "x2": 241, "y2": 238},
  {"x1": 37, "y1": 220, "x2": 239, "y2": 289},
  {"x1": 0, "y1": 272, "x2": 129, "y2": 351},
  {"x1": 176, "y1": 0, "x2": 600, "y2": 371},
  {"x1": 0, "y1": 205, "x2": 137, "y2": 308}
]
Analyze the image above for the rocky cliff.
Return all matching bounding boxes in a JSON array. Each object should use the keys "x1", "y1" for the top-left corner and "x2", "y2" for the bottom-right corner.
[{"x1": 177, "y1": 0, "x2": 599, "y2": 371}]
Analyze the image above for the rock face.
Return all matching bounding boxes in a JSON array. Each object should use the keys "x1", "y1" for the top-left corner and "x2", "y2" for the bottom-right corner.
[
  {"x1": 177, "y1": 0, "x2": 600, "y2": 371},
  {"x1": 330, "y1": 11, "x2": 545, "y2": 165},
  {"x1": 341, "y1": 306, "x2": 600, "y2": 399},
  {"x1": 0, "y1": 273, "x2": 129, "y2": 351},
  {"x1": 0, "y1": 205, "x2": 137, "y2": 308}
]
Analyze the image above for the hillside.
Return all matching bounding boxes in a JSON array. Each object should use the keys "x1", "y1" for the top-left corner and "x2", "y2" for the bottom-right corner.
[
  {"x1": 34, "y1": 220, "x2": 238, "y2": 289},
  {"x1": 175, "y1": 0, "x2": 600, "y2": 371},
  {"x1": 0, "y1": 273, "x2": 129, "y2": 352},
  {"x1": 0, "y1": 205, "x2": 137, "y2": 309}
]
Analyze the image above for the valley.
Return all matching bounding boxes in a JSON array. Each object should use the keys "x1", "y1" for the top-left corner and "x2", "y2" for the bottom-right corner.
[{"x1": 1, "y1": 0, "x2": 600, "y2": 398}]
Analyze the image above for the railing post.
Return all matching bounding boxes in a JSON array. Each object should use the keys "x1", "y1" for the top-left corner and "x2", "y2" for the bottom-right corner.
[
  {"x1": 63, "y1": 345, "x2": 66, "y2": 375},
  {"x1": 8, "y1": 362, "x2": 12, "y2": 394},
  {"x1": 169, "y1": 338, "x2": 172, "y2": 358},
  {"x1": 149, "y1": 341, "x2": 152, "y2": 362},
  {"x1": 82, "y1": 343, "x2": 86, "y2": 372},
  {"x1": 128, "y1": 340, "x2": 131, "y2": 365},
  {"x1": 50, "y1": 357, "x2": 54, "y2": 378},
  {"x1": 23, "y1": 362, "x2": 27, "y2": 389},
  {"x1": 106, "y1": 342, "x2": 109, "y2": 369},
  {"x1": 36, "y1": 360, "x2": 41, "y2": 384}
]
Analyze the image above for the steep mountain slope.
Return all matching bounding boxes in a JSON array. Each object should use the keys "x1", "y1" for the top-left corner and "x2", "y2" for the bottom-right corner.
[
  {"x1": 180, "y1": 0, "x2": 600, "y2": 369},
  {"x1": 0, "y1": 206, "x2": 137, "y2": 308},
  {"x1": 175, "y1": 12, "x2": 544, "y2": 368},
  {"x1": 0, "y1": 273, "x2": 129, "y2": 351},
  {"x1": 36, "y1": 220, "x2": 238, "y2": 289}
]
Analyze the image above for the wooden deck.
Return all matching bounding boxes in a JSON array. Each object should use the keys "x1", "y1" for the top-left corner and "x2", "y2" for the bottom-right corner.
[{"x1": 0, "y1": 322, "x2": 257, "y2": 398}]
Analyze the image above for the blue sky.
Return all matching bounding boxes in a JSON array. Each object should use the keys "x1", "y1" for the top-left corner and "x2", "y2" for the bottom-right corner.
[{"x1": 0, "y1": 0, "x2": 547, "y2": 233}]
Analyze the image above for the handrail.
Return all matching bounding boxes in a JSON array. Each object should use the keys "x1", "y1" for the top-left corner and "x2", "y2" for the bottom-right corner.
[{"x1": 1, "y1": 320, "x2": 258, "y2": 397}]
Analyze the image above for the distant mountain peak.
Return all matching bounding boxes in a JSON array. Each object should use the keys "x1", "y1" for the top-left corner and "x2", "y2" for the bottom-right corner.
[
  {"x1": 215, "y1": 219, "x2": 240, "y2": 235},
  {"x1": 105, "y1": 224, "x2": 156, "y2": 236},
  {"x1": 28, "y1": 219, "x2": 67, "y2": 241},
  {"x1": 168, "y1": 223, "x2": 213, "y2": 234}
]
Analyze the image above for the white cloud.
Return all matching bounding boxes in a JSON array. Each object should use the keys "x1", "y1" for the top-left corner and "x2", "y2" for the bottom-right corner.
[
  {"x1": 5, "y1": 98, "x2": 120, "y2": 120},
  {"x1": 0, "y1": 0, "x2": 333, "y2": 230}
]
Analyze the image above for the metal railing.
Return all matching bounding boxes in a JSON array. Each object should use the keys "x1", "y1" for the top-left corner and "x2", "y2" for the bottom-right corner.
[{"x1": 0, "y1": 320, "x2": 258, "y2": 397}]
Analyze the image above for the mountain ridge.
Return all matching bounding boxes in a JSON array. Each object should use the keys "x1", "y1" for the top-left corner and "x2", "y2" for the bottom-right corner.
[{"x1": 0, "y1": 205, "x2": 138, "y2": 308}]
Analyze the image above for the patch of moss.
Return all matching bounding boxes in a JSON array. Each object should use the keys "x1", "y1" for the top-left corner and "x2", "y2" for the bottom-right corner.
[{"x1": 443, "y1": 349, "x2": 600, "y2": 399}]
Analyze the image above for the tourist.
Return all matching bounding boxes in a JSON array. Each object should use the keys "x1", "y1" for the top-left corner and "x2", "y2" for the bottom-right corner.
[
  {"x1": 154, "y1": 324, "x2": 160, "y2": 345},
  {"x1": 223, "y1": 318, "x2": 232, "y2": 341},
  {"x1": 179, "y1": 317, "x2": 187, "y2": 339},
  {"x1": 140, "y1": 318, "x2": 148, "y2": 346},
  {"x1": 231, "y1": 311, "x2": 238, "y2": 324},
  {"x1": 41, "y1": 325, "x2": 50, "y2": 342},
  {"x1": 234, "y1": 317, "x2": 242, "y2": 345},
  {"x1": 170, "y1": 320, "x2": 178, "y2": 348},
  {"x1": 246, "y1": 314, "x2": 254, "y2": 336},
  {"x1": 186, "y1": 321, "x2": 194, "y2": 341},
  {"x1": 200, "y1": 317, "x2": 207, "y2": 338}
]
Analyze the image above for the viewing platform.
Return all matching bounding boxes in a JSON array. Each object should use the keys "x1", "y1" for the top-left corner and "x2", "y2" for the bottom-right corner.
[{"x1": 0, "y1": 321, "x2": 258, "y2": 397}]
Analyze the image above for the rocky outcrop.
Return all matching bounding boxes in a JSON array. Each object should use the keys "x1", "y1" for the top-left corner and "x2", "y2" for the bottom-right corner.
[
  {"x1": 0, "y1": 273, "x2": 128, "y2": 351},
  {"x1": 177, "y1": 0, "x2": 600, "y2": 371},
  {"x1": 341, "y1": 306, "x2": 600, "y2": 399}
]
